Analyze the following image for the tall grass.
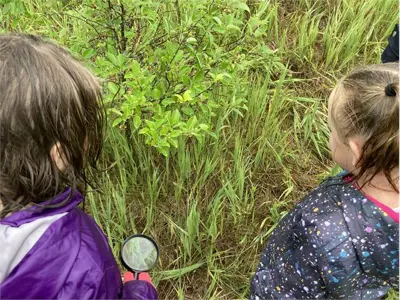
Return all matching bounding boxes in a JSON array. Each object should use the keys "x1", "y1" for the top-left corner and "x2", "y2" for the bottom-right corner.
[{"x1": 1, "y1": 0, "x2": 398, "y2": 298}]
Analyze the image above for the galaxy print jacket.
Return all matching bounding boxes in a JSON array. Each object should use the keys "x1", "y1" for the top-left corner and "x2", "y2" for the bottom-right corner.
[{"x1": 250, "y1": 175, "x2": 399, "y2": 299}]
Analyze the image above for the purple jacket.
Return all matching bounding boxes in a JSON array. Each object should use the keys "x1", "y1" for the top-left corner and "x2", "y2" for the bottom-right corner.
[{"x1": 0, "y1": 189, "x2": 157, "y2": 299}]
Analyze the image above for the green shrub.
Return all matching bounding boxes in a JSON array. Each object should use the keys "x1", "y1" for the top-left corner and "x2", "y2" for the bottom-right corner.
[
  {"x1": 1, "y1": 0, "x2": 286, "y2": 156},
  {"x1": 1, "y1": 0, "x2": 397, "y2": 298}
]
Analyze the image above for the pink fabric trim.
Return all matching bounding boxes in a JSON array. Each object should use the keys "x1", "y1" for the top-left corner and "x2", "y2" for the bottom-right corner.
[
  {"x1": 344, "y1": 176, "x2": 399, "y2": 223},
  {"x1": 362, "y1": 192, "x2": 399, "y2": 223}
]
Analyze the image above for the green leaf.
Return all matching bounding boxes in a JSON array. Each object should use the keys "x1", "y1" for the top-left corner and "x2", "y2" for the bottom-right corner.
[
  {"x1": 215, "y1": 74, "x2": 224, "y2": 81},
  {"x1": 159, "y1": 146, "x2": 170, "y2": 157},
  {"x1": 208, "y1": 100, "x2": 220, "y2": 108},
  {"x1": 172, "y1": 110, "x2": 181, "y2": 123},
  {"x1": 182, "y1": 75, "x2": 191, "y2": 86},
  {"x1": 212, "y1": 16, "x2": 222, "y2": 26},
  {"x1": 226, "y1": 24, "x2": 241, "y2": 32},
  {"x1": 132, "y1": 60, "x2": 141, "y2": 75},
  {"x1": 187, "y1": 115, "x2": 198, "y2": 129},
  {"x1": 186, "y1": 37, "x2": 197, "y2": 44},
  {"x1": 106, "y1": 52, "x2": 118, "y2": 66},
  {"x1": 82, "y1": 48, "x2": 96, "y2": 59},
  {"x1": 213, "y1": 27, "x2": 226, "y2": 34},
  {"x1": 200, "y1": 104, "x2": 209, "y2": 114},
  {"x1": 116, "y1": 54, "x2": 127, "y2": 67},
  {"x1": 133, "y1": 115, "x2": 142, "y2": 129},
  {"x1": 109, "y1": 108, "x2": 123, "y2": 116},
  {"x1": 152, "y1": 88, "x2": 162, "y2": 100},
  {"x1": 254, "y1": 25, "x2": 267, "y2": 38},
  {"x1": 183, "y1": 90, "x2": 193, "y2": 102},
  {"x1": 199, "y1": 124, "x2": 209, "y2": 131},
  {"x1": 170, "y1": 130, "x2": 182, "y2": 138},
  {"x1": 194, "y1": 70, "x2": 205, "y2": 83},
  {"x1": 168, "y1": 137, "x2": 179, "y2": 148},
  {"x1": 233, "y1": 2, "x2": 250, "y2": 12},
  {"x1": 112, "y1": 117, "x2": 123, "y2": 127},
  {"x1": 162, "y1": 98, "x2": 176, "y2": 106},
  {"x1": 174, "y1": 94, "x2": 184, "y2": 102},
  {"x1": 108, "y1": 82, "x2": 119, "y2": 95},
  {"x1": 160, "y1": 125, "x2": 169, "y2": 135},
  {"x1": 214, "y1": 73, "x2": 232, "y2": 82},
  {"x1": 139, "y1": 128, "x2": 149, "y2": 135},
  {"x1": 154, "y1": 119, "x2": 165, "y2": 129},
  {"x1": 207, "y1": 131, "x2": 218, "y2": 140},
  {"x1": 182, "y1": 107, "x2": 194, "y2": 116},
  {"x1": 107, "y1": 44, "x2": 118, "y2": 56}
]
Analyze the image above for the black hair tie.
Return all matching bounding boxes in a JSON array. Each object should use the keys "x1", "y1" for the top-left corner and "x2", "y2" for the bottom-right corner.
[{"x1": 385, "y1": 83, "x2": 397, "y2": 97}]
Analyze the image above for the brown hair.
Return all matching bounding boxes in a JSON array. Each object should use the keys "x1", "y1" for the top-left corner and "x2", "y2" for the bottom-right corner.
[
  {"x1": 330, "y1": 63, "x2": 399, "y2": 191},
  {"x1": 0, "y1": 34, "x2": 104, "y2": 217}
]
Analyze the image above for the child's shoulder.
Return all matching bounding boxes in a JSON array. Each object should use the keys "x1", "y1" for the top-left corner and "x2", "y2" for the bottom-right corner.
[
  {"x1": 286, "y1": 175, "x2": 382, "y2": 252},
  {"x1": 295, "y1": 175, "x2": 358, "y2": 216},
  {"x1": 66, "y1": 208, "x2": 119, "y2": 270},
  {"x1": 267, "y1": 175, "x2": 354, "y2": 243},
  {"x1": 283, "y1": 175, "x2": 365, "y2": 247},
  {"x1": 1, "y1": 207, "x2": 121, "y2": 298},
  {"x1": 0, "y1": 201, "x2": 115, "y2": 275}
]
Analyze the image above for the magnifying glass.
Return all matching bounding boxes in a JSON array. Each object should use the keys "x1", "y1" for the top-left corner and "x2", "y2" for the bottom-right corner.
[{"x1": 121, "y1": 234, "x2": 159, "y2": 280}]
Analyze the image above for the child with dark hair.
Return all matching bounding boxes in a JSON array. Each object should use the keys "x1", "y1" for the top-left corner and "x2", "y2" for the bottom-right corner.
[
  {"x1": 0, "y1": 34, "x2": 157, "y2": 299},
  {"x1": 250, "y1": 63, "x2": 399, "y2": 299}
]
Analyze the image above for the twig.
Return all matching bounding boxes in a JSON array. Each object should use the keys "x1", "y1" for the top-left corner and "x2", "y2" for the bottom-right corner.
[
  {"x1": 175, "y1": 0, "x2": 181, "y2": 24},
  {"x1": 120, "y1": 3, "x2": 127, "y2": 52},
  {"x1": 195, "y1": 83, "x2": 216, "y2": 98},
  {"x1": 107, "y1": 0, "x2": 121, "y2": 53},
  {"x1": 151, "y1": 0, "x2": 216, "y2": 90},
  {"x1": 61, "y1": 12, "x2": 104, "y2": 36}
]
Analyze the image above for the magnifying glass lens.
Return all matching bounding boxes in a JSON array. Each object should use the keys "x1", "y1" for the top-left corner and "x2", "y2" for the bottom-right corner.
[{"x1": 121, "y1": 235, "x2": 159, "y2": 272}]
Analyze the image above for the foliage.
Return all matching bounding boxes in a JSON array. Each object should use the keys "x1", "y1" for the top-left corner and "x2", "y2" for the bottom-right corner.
[
  {"x1": 1, "y1": 0, "x2": 398, "y2": 298},
  {"x1": 1, "y1": 0, "x2": 285, "y2": 156}
]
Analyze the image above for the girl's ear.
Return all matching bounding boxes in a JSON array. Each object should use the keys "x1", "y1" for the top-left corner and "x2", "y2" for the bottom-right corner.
[
  {"x1": 348, "y1": 138, "x2": 362, "y2": 168},
  {"x1": 50, "y1": 142, "x2": 67, "y2": 172}
]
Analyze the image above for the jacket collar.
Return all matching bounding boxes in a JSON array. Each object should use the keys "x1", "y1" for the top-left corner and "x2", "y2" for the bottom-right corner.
[{"x1": 0, "y1": 188, "x2": 83, "y2": 227}]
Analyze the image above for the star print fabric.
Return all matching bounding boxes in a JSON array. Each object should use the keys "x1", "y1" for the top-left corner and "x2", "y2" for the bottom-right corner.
[{"x1": 250, "y1": 176, "x2": 399, "y2": 299}]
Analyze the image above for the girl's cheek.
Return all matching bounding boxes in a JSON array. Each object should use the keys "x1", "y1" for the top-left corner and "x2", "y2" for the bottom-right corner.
[
  {"x1": 329, "y1": 134, "x2": 335, "y2": 155},
  {"x1": 329, "y1": 133, "x2": 342, "y2": 166}
]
